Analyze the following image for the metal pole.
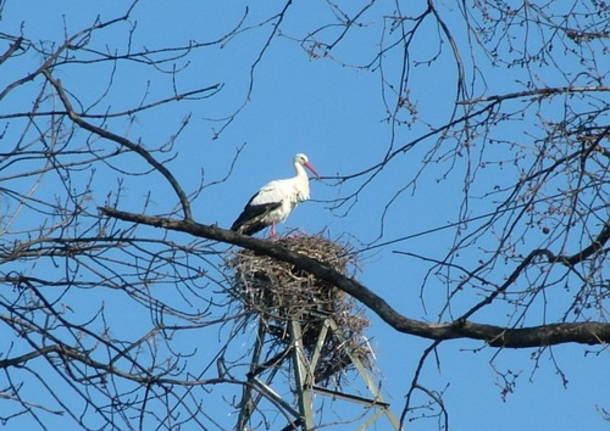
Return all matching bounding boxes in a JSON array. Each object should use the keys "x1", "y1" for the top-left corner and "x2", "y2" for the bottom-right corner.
[
  {"x1": 289, "y1": 319, "x2": 315, "y2": 430},
  {"x1": 236, "y1": 320, "x2": 267, "y2": 430}
]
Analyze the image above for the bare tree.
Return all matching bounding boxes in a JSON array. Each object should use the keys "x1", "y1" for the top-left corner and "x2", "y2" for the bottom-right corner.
[{"x1": 2, "y1": 1, "x2": 610, "y2": 430}]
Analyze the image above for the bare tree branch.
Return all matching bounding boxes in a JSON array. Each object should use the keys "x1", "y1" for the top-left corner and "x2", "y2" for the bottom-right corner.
[
  {"x1": 100, "y1": 206, "x2": 610, "y2": 348},
  {"x1": 42, "y1": 69, "x2": 193, "y2": 220},
  {"x1": 458, "y1": 86, "x2": 610, "y2": 105}
]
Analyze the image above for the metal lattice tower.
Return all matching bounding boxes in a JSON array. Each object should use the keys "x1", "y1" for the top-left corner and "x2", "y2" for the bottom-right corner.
[{"x1": 235, "y1": 316, "x2": 402, "y2": 431}]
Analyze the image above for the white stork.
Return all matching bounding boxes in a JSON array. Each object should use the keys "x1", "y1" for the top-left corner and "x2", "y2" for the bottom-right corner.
[{"x1": 231, "y1": 153, "x2": 319, "y2": 236}]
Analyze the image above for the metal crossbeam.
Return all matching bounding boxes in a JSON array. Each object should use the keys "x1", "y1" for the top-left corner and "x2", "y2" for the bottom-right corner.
[
  {"x1": 326, "y1": 318, "x2": 402, "y2": 430},
  {"x1": 311, "y1": 385, "x2": 391, "y2": 408}
]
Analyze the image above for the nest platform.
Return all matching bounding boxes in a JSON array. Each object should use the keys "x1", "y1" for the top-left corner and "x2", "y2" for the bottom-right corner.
[{"x1": 227, "y1": 234, "x2": 372, "y2": 382}]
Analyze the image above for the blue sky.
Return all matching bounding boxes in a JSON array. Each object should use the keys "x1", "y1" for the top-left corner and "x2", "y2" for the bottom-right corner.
[{"x1": 2, "y1": 1, "x2": 610, "y2": 430}]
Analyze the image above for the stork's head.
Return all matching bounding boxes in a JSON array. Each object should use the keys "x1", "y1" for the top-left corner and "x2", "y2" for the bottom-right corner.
[{"x1": 294, "y1": 153, "x2": 319, "y2": 178}]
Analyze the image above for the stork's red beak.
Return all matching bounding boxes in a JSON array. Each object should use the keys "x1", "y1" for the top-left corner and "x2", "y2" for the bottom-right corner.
[{"x1": 304, "y1": 161, "x2": 320, "y2": 178}]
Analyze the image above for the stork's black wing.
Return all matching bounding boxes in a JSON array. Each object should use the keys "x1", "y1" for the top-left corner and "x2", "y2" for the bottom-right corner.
[{"x1": 231, "y1": 195, "x2": 281, "y2": 235}]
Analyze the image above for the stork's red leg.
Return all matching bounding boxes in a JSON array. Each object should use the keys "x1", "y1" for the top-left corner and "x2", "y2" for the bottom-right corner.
[{"x1": 270, "y1": 223, "x2": 277, "y2": 237}]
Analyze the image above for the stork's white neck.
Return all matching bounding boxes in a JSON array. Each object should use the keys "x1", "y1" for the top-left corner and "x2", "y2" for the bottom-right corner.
[
  {"x1": 294, "y1": 161, "x2": 308, "y2": 179},
  {"x1": 292, "y1": 161, "x2": 310, "y2": 201}
]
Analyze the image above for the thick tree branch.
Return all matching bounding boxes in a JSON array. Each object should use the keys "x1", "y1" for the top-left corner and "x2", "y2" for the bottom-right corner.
[
  {"x1": 0, "y1": 1, "x2": 139, "y2": 102},
  {"x1": 0, "y1": 37, "x2": 23, "y2": 66},
  {"x1": 99, "y1": 207, "x2": 610, "y2": 348},
  {"x1": 42, "y1": 69, "x2": 193, "y2": 220},
  {"x1": 458, "y1": 85, "x2": 610, "y2": 105},
  {"x1": 462, "y1": 220, "x2": 610, "y2": 320},
  {"x1": 0, "y1": 342, "x2": 230, "y2": 387},
  {"x1": 564, "y1": 220, "x2": 610, "y2": 265},
  {"x1": 0, "y1": 84, "x2": 221, "y2": 120},
  {"x1": 0, "y1": 345, "x2": 55, "y2": 368}
]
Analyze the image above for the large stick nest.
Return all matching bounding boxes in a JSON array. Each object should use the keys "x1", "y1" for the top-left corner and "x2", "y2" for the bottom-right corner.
[{"x1": 227, "y1": 234, "x2": 372, "y2": 383}]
